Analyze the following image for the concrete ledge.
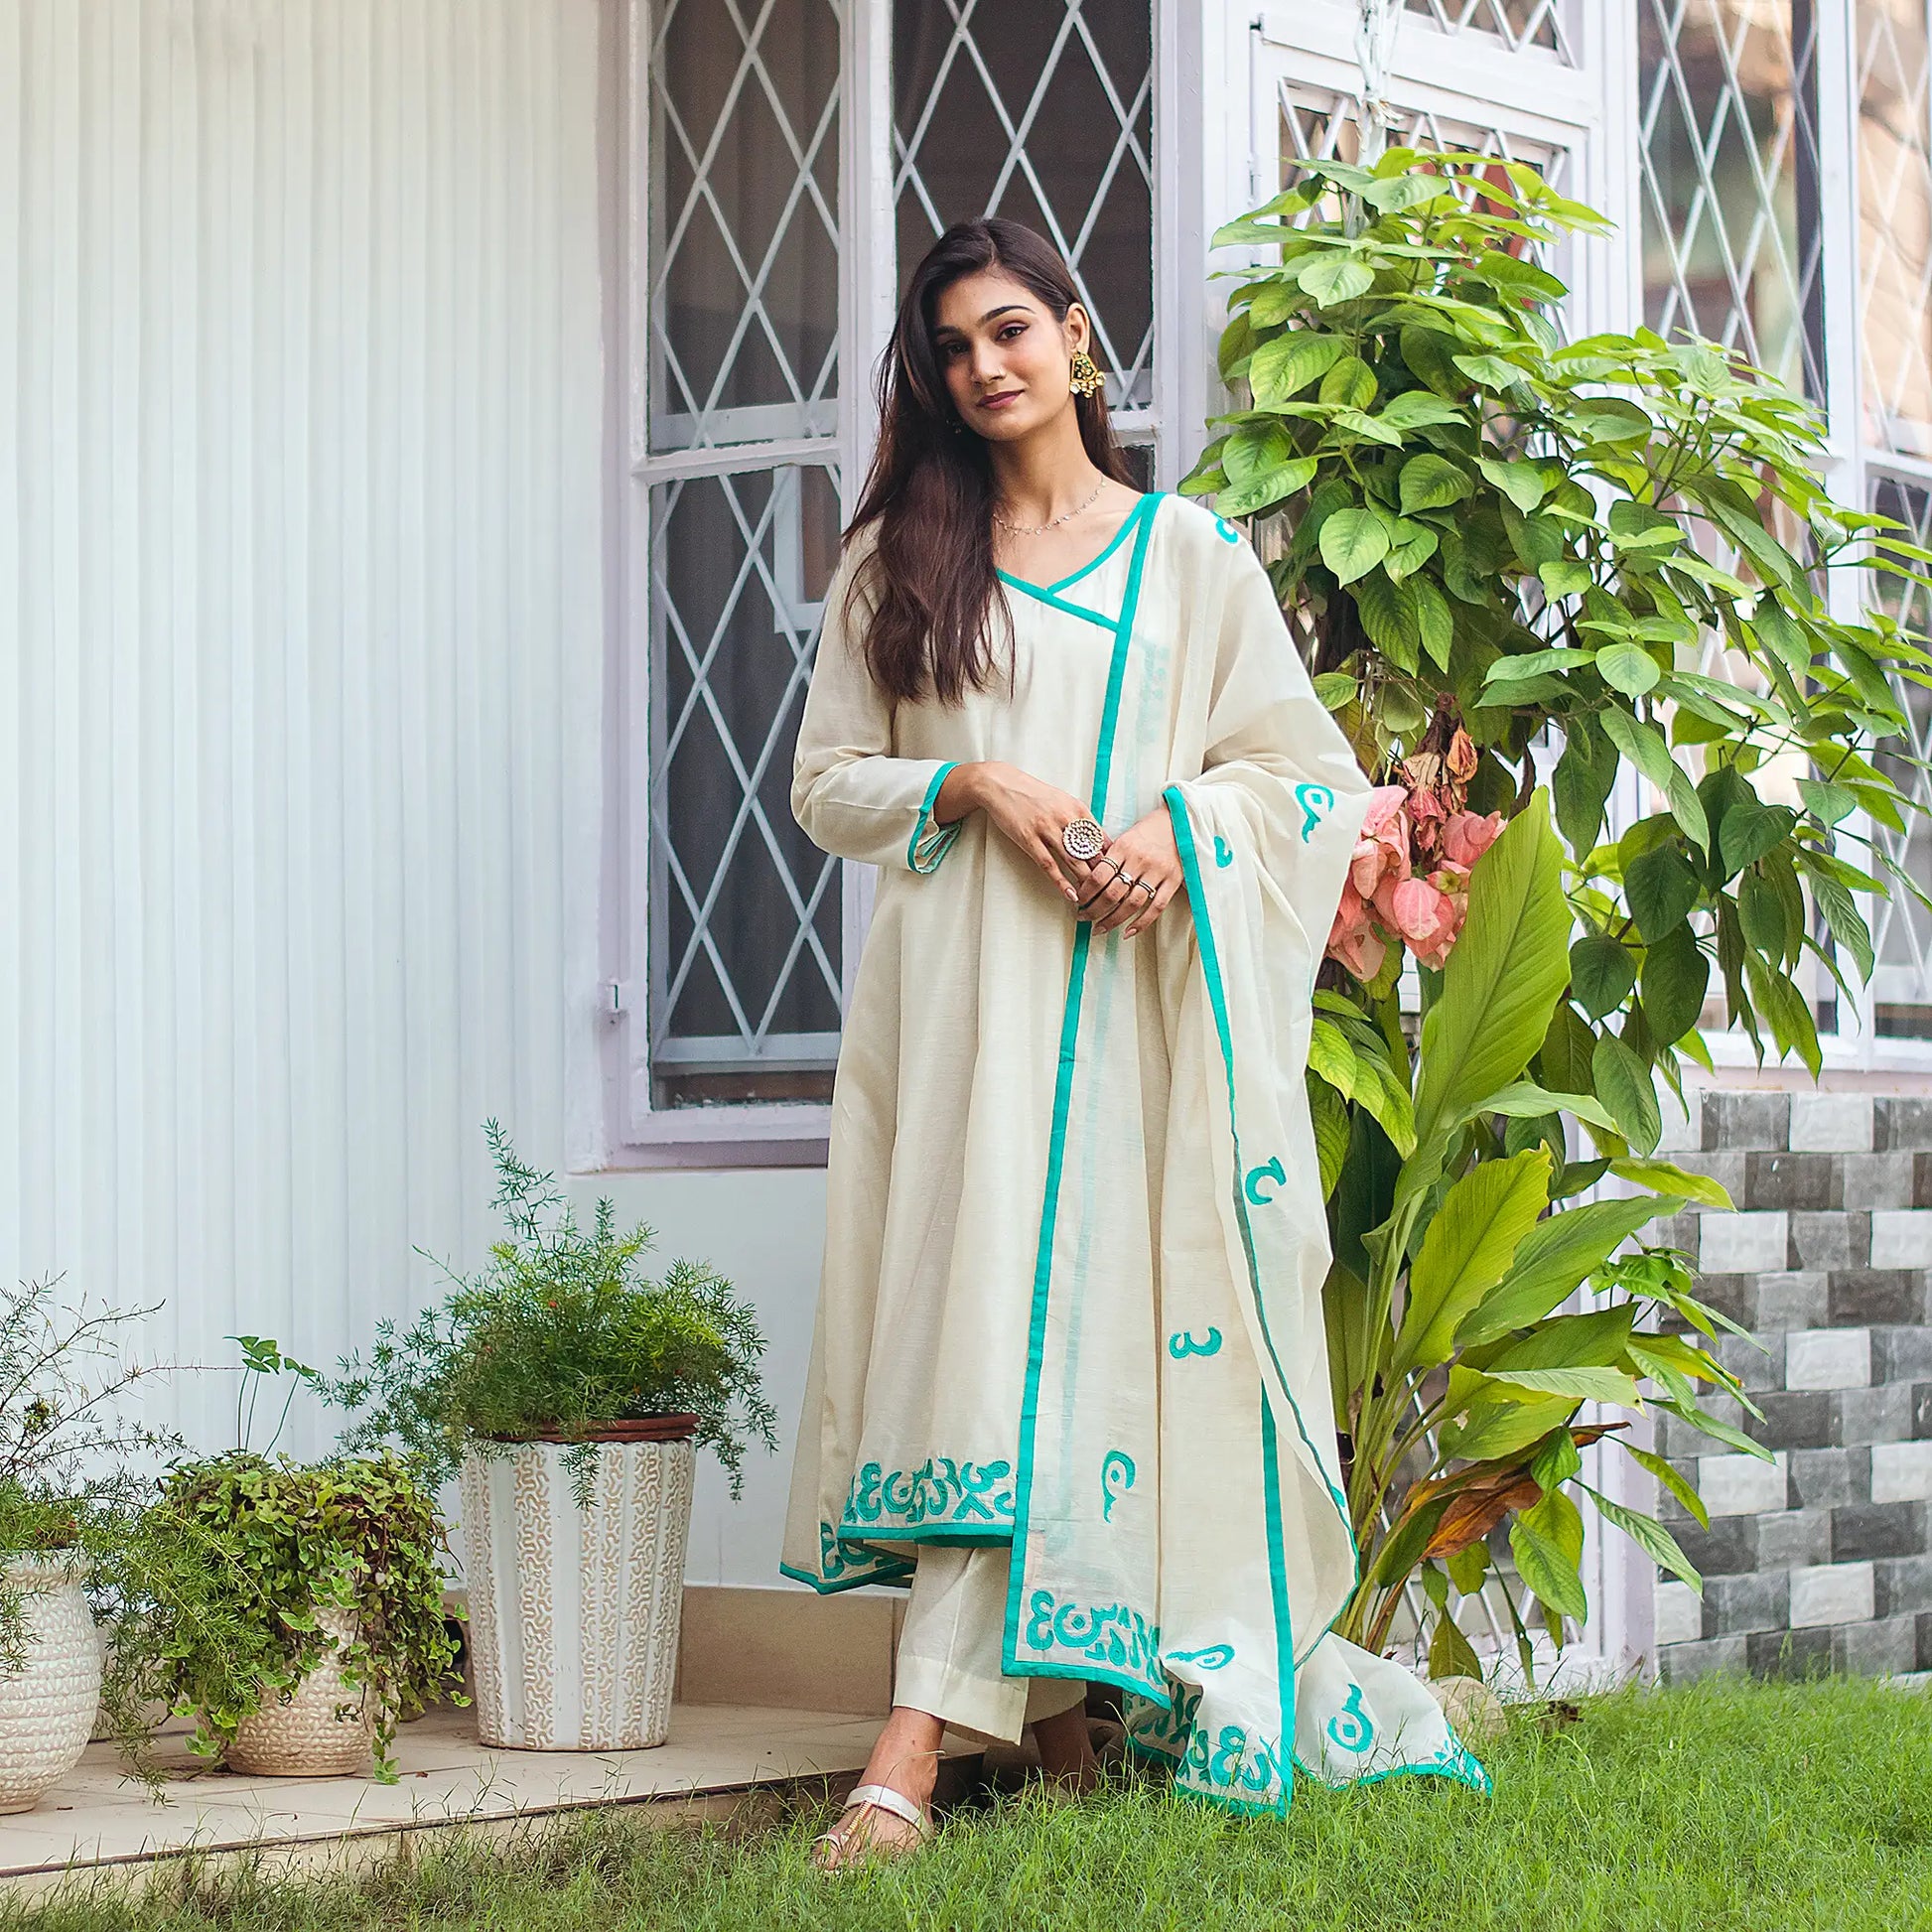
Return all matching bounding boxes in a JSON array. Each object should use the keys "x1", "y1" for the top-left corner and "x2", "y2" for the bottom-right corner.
[{"x1": 675, "y1": 1584, "x2": 900, "y2": 1717}]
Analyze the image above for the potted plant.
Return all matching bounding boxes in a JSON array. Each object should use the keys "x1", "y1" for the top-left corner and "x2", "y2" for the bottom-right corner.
[
  {"x1": 122, "y1": 1442, "x2": 464, "y2": 1780},
  {"x1": 1186, "y1": 148, "x2": 1925, "y2": 1682},
  {"x1": 0, "y1": 1275, "x2": 223, "y2": 1809},
  {"x1": 323, "y1": 1122, "x2": 777, "y2": 1750}
]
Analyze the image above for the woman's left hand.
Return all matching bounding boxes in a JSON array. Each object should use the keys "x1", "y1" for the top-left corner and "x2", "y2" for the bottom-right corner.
[{"x1": 1075, "y1": 809, "x2": 1185, "y2": 937}]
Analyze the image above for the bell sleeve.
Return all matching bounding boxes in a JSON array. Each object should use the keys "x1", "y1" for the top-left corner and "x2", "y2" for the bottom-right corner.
[{"x1": 790, "y1": 551, "x2": 962, "y2": 874}]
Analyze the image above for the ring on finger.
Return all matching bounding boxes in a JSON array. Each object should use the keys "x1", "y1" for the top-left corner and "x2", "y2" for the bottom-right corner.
[{"x1": 1135, "y1": 878, "x2": 1157, "y2": 902}]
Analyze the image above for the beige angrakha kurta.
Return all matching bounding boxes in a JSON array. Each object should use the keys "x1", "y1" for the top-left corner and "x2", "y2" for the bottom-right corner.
[{"x1": 782, "y1": 493, "x2": 1488, "y2": 1809}]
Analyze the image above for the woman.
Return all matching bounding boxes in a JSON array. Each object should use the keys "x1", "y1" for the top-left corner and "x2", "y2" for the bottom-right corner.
[{"x1": 784, "y1": 219, "x2": 1487, "y2": 1867}]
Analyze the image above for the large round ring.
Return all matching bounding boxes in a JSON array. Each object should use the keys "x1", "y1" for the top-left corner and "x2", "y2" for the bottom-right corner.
[{"x1": 1060, "y1": 816, "x2": 1105, "y2": 862}]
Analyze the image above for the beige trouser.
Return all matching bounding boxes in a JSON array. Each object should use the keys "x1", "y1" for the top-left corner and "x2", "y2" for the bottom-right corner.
[{"x1": 891, "y1": 1543, "x2": 1088, "y2": 1744}]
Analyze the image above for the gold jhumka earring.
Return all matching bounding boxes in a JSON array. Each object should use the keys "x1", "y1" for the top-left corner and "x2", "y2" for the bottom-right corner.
[{"x1": 1068, "y1": 349, "x2": 1104, "y2": 398}]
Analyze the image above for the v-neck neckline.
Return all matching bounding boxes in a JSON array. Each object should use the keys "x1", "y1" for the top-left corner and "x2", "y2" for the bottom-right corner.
[{"x1": 997, "y1": 491, "x2": 1160, "y2": 599}]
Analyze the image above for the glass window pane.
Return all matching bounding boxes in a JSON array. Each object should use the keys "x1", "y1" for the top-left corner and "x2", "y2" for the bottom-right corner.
[
  {"x1": 648, "y1": 0, "x2": 841, "y2": 450},
  {"x1": 650, "y1": 466, "x2": 846, "y2": 1097},
  {"x1": 1858, "y1": 0, "x2": 1932, "y2": 458},
  {"x1": 893, "y1": 1, "x2": 1154, "y2": 412},
  {"x1": 1863, "y1": 477, "x2": 1932, "y2": 1037},
  {"x1": 1402, "y1": 0, "x2": 1570, "y2": 59},
  {"x1": 1639, "y1": 0, "x2": 1826, "y2": 404}
]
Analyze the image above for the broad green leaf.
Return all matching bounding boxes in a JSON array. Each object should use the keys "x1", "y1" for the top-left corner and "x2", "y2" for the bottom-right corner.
[
  {"x1": 1214, "y1": 460, "x2": 1316, "y2": 517},
  {"x1": 1249, "y1": 331, "x2": 1346, "y2": 404},
  {"x1": 1319, "y1": 354, "x2": 1378, "y2": 410},
  {"x1": 1539, "y1": 559, "x2": 1593, "y2": 600},
  {"x1": 1399, "y1": 454, "x2": 1473, "y2": 514},
  {"x1": 1320, "y1": 507, "x2": 1392, "y2": 586},
  {"x1": 1599, "y1": 708, "x2": 1710, "y2": 850},
  {"x1": 1458, "y1": 352, "x2": 1529, "y2": 395},
  {"x1": 1384, "y1": 520, "x2": 1440, "y2": 580},
  {"x1": 1593, "y1": 1034, "x2": 1663, "y2": 1154},
  {"x1": 1596, "y1": 641, "x2": 1662, "y2": 697},
  {"x1": 1486, "y1": 1306, "x2": 1639, "y2": 1373},
  {"x1": 1811, "y1": 873, "x2": 1875, "y2": 981},
  {"x1": 1610, "y1": 1158, "x2": 1733, "y2": 1210},
  {"x1": 1446, "y1": 1542, "x2": 1490, "y2": 1595},
  {"x1": 1413, "y1": 575, "x2": 1454, "y2": 669},
  {"x1": 1378, "y1": 389, "x2": 1466, "y2": 431},
  {"x1": 1429, "y1": 1607, "x2": 1485, "y2": 1683},
  {"x1": 1571, "y1": 933, "x2": 1639, "y2": 1021},
  {"x1": 1606, "y1": 499, "x2": 1684, "y2": 551},
  {"x1": 1620, "y1": 1442, "x2": 1712, "y2": 1530},
  {"x1": 1478, "y1": 456, "x2": 1547, "y2": 510},
  {"x1": 1308, "y1": 1016, "x2": 1358, "y2": 1095},
  {"x1": 1443, "y1": 1394, "x2": 1574, "y2": 1463},
  {"x1": 1395, "y1": 1149, "x2": 1553, "y2": 1371},
  {"x1": 1410, "y1": 793, "x2": 1573, "y2": 1175},
  {"x1": 1625, "y1": 845, "x2": 1701, "y2": 944},
  {"x1": 1354, "y1": 569, "x2": 1418, "y2": 661},
  {"x1": 1797, "y1": 777, "x2": 1856, "y2": 826},
  {"x1": 1489, "y1": 1366, "x2": 1643, "y2": 1405},
  {"x1": 1312, "y1": 671, "x2": 1357, "y2": 713},
  {"x1": 1583, "y1": 1485, "x2": 1702, "y2": 1590},
  {"x1": 1640, "y1": 920, "x2": 1711, "y2": 1043},
  {"x1": 1720, "y1": 803, "x2": 1797, "y2": 878},
  {"x1": 1222, "y1": 422, "x2": 1300, "y2": 486},
  {"x1": 1301, "y1": 255, "x2": 1376, "y2": 306},
  {"x1": 1532, "y1": 1428, "x2": 1585, "y2": 1492},
  {"x1": 1473, "y1": 1081, "x2": 1617, "y2": 1134},
  {"x1": 1484, "y1": 648, "x2": 1596, "y2": 685},
  {"x1": 1307, "y1": 1071, "x2": 1352, "y2": 1201},
  {"x1": 1511, "y1": 1492, "x2": 1589, "y2": 1624}
]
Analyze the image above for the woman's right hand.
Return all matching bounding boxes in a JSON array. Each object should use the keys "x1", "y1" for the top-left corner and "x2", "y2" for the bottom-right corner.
[{"x1": 934, "y1": 760, "x2": 1091, "y2": 906}]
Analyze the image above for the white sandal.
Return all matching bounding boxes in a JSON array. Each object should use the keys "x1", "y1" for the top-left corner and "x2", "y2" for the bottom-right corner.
[{"x1": 812, "y1": 1781, "x2": 935, "y2": 1871}]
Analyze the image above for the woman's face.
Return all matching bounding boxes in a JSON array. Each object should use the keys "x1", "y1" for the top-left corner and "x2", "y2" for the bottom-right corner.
[{"x1": 930, "y1": 269, "x2": 1088, "y2": 444}]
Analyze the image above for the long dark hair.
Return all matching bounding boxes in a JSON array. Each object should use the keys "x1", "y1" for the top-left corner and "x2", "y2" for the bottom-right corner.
[{"x1": 844, "y1": 218, "x2": 1132, "y2": 706}]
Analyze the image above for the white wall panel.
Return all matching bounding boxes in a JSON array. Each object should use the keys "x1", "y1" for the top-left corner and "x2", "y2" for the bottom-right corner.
[{"x1": 1, "y1": 0, "x2": 619, "y2": 1461}]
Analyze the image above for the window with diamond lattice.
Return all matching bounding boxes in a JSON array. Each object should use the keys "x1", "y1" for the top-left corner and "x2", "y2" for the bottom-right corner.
[
  {"x1": 1858, "y1": 1, "x2": 1932, "y2": 460},
  {"x1": 1639, "y1": 0, "x2": 1826, "y2": 405},
  {"x1": 894, "y1": 0, "x2": 1154, "y2": 424},
  {"x1": 642, "y1": 0, "x2": 845, "y2": 1106},
  {"x1": 1402, "y1": 0, "x2": 1573, "y2": 61}
]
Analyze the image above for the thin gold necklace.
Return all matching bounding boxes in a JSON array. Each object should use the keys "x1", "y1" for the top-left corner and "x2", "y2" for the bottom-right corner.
[{"x1": 992, "y1": 480, "x2": 1104, "y2": 539}]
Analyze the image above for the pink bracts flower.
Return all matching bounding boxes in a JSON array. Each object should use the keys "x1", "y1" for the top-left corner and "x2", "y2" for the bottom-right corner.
[
  {"x1": 1349, "y1": 786, "x2": 1413, "y2": 899},
  {"x1": 1326, "y1": 882, "x2": 1388, "y2": 983},
  {"x1": 1441, "y1": 809, "x2": 1504, "y2": 873},
  {"x1": 1387, "y1": 876, "x2": 1461, "y2": 970}
]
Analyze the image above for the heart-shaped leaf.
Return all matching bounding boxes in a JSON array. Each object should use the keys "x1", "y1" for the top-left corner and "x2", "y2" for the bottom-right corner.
[
  {"x1": 1319, "y1": 506, "x2": 1392, "y2": 586},
  {"x1": 1399, "y1": 454, "x2": 1473, "y2": 514}
]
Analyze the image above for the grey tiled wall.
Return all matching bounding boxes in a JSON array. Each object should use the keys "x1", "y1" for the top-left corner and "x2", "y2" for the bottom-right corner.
[{"x1": 1649, "y1": 1092, "x2": 1932, "y2": 1683}]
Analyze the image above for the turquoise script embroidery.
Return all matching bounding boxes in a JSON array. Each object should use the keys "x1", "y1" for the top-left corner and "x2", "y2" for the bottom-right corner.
[
  {"x1": 1170, "y1": 1643, "x2": 1234, "y2": 1671},
  {"x1": 1213, "y1": 516, "x2": 1241, "y2": 544},
  {"x1": 1101, "y1": 1450, "x2": 1136, "y2": 1521},
  {"x1": 1326, "y1": 1684, "x2": 1375, "y2": 1753},
  {"x1": 816, "y1": 1522, "x2": 905, "y2": 1585},
  {"x1": 1213, "y1": 835, "x2": 1234, "y2": 868},
  {"x1": 1295, "y1": 781, "x2": 1335, "y2": 840},
  {"x1": 1024, "y1": 1589, "x2": 1162, "y2": 1687},
  {"x1": 843, "y1": 1457, "x2": 1015, "y2": 1531},
  {"x1": 1168, "y1": 1327, "x2": 1223, "y2": 1360},
  {"x1": 1244, "y1": 1157, "x2": 1286, "y2": 1206}
]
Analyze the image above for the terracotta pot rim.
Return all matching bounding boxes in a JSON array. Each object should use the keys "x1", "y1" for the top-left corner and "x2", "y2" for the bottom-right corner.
[{"x1": 480, "y1": 1414, "x2": 700, "y2": 1446}]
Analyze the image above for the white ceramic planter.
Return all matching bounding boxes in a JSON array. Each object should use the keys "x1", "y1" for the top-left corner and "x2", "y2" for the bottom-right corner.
[
  {"x1": 0, "y1": 1558, "x2": 102, "y2": 1813},
  {"x1": 226, "y1": 1605, "x2": 377, "y2": 1777},
  {"x1": 459, "y1": 1436, "x2": 695, "y2": 1751}
]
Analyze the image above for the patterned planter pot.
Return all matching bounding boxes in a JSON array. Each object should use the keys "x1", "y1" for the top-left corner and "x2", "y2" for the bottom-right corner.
[
  {"x1": 0, "y1": 1558, "x2": 102, "y2": 1814},
  {"x1": 225, "y1": 1605, "x2": 378, "y2": 1777},
  {"x1": 458, "y1": 1429, "x2": 696, "y2": 1751}
]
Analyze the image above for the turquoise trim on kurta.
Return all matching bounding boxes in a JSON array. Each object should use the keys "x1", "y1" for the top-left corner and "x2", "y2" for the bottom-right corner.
[
  {"x1": 1162, "y1": 784, "x2": 1357, "y2": 1581},
  {"x1": 907, "y1": 760, "x2": 962, "y2": 873},
  {"x1": 1002, "y1": 494, "x2": 1166, "y2": 1694},
  {"x1": 999, "y1": 490, "x2": 1154, "y2": 597},
  {"x1": 779, "y1": 1519, "x2": 915, "y2": 1594},
  {"x1": 995, "y1": 577, "x2": 1115, "y2": 628},
  {"x1": 1260, "y1": 1395, "x2": 1297, "y2": 1816}
]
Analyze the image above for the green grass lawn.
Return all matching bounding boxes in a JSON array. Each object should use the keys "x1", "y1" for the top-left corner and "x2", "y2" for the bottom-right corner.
[{"x1": 11, "y1": 1677, "x2": 1931, "y2": 1932}]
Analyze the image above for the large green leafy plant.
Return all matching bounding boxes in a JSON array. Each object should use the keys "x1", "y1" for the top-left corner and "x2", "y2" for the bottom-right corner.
[
  {"x1": 1185, "y1": 151, "x2": 1927, "y2": 1674},
  {"x1": 325, "y1": 1122, "x2": 778, "y2": 1505}
]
